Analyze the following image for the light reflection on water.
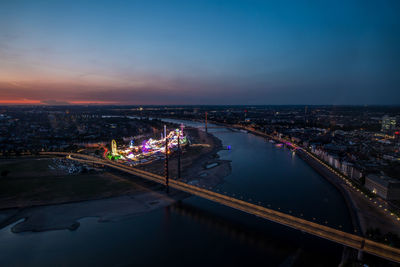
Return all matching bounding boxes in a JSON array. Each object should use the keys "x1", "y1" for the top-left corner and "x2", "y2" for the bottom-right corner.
[{"x1": 0, "y1": 118, "x2": 352, "y2": 266}]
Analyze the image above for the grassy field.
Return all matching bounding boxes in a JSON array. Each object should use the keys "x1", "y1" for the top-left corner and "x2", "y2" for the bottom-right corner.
[
  {"x1": 0, "y1": 158, "x2": 54, "y2": 176},
  {"x1": 0, "y1": 158, "x2": 140, "y2": 209}
]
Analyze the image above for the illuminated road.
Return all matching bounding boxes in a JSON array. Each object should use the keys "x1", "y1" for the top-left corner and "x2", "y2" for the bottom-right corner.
[{"x1": 41, "y1": 152, "x2": 400, "y2": 263}]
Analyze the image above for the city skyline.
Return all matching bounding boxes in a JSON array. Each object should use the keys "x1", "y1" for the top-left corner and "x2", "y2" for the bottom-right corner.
[
  {"x1": 1, "y1": 0, "x2": 400, "y2": 105},
  {"x1": 1, "y1": 2, "x2": 400, "y2": 265}
]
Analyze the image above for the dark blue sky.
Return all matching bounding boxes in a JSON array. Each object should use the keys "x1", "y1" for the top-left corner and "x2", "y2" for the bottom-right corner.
[{"x1": 1, "y1": 0, "x2": 399, "y2": 104}]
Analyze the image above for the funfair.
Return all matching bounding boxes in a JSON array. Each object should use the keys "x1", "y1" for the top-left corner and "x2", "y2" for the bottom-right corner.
[{"x1": 107, "y1": 126, "x2": 188, "y2": 165}]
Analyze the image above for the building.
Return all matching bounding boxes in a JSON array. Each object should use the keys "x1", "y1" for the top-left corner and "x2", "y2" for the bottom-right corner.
[
  {"x1": 381, "y1": 115, "x2": 396, "y2": 132},
  {"x1": 351, "y1": 167, "x2": 363, "y2": 182},
  {"x1": 365, "y1": 174, "x2": 400, "y2": 200},
  {"x1": 341, "y1": 161, "x2": 353, "y2": 177}
]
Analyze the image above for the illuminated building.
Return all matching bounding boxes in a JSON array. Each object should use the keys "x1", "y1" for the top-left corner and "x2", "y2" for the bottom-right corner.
[{"x1": 365, "y1": 174, "x2": 400, "y2": 200}]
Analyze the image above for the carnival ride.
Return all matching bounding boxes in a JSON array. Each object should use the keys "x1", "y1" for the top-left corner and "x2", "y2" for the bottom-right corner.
[{"x1": 106, "y1": 128, "x2": 188, "y2": 164}]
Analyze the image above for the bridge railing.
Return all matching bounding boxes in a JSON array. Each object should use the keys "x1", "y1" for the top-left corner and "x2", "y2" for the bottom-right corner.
[{"x1": 40, "y1": 151, "x2": 400, "y2": 263}]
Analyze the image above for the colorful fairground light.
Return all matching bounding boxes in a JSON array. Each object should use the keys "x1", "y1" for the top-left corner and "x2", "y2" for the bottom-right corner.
[
  {"x1": 105, "y1": 128, "x2": 188, "y2": 164},
  {"x1": 107, "y1": 139, "x2": 122, "y2": 160}
]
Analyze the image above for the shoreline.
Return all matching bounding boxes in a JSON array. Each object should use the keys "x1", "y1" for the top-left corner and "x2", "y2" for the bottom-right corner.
[
  {"x1": 140, "y1": 117, "x2": 364, "y2": 234},
  {"x1": 135, "y1": 126, "x2": 230, "y2": 188},
  {"x1": 296, "y1": 149, "x2": 364, "y2": 234},
  {"x1": 0, "y1": 127, "x2": 231, "y2": 232},
  {"x1": 0, "y1": 191, "x2": 178, "y2": 233},
  {"x1": 161, "y1": 117, "x2": 364, "y2": 233},
  {"x1": 0, "y1": 119, "x2": 375, "y2": 237},
  {"x1": 220, "y1": 121, "x2": 399, "y2": 237},
  {"x1": 0, "y1": 127, "x2": 228, "y2": 211},
  {"x1": 213, "y1": 122, "x2": 364, "y2": 234}
]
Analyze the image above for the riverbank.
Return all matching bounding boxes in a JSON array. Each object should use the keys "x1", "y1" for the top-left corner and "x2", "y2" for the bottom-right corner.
[
  {"x1": 136, "y1": 127, "x2": 231, "y2": 188},
  {"x1": 210, "y1": 123, "x2": 363, "y2": 233},
  {"x1": 0, "y1": 126, "x2": 229, "y2": 209},
  {"x1": 216, "y1": 122, "x2": 400, "y2": 237},
  {"x1": 0, "y1": 126, "x2": 231, "y2": 232},
  {"x1": 296, "y1": 150, "x2": 363, "y2": 234},
  {"x1": 0, "y1": 190, "x2": 177, "y2": 233}
]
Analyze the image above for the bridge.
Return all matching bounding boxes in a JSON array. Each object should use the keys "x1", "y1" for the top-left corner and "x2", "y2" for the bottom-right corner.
[{"x1": 41, "y1": 151, "x2": 400, "y2": 263}]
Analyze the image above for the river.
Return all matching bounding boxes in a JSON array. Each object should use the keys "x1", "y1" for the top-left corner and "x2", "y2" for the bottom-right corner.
[{"x1": 0, "y1": 119, "x2": 352, "y2": 266}]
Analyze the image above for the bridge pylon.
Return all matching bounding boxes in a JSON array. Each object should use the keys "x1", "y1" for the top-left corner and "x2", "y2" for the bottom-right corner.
[{"x1": 177, "y1": 131, "x2": 181, "y2": 180}]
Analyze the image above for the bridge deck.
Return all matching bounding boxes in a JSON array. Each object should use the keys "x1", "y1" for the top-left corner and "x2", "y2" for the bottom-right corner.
[{"x1": 40, "y1": 152, "x2": 400, "y2": 263}]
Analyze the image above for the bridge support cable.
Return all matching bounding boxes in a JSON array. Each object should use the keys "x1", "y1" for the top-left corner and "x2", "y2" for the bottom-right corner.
[
  {"x1": 165, "y1": 137, "x2": 169, "y2": 192},
  {"x1": 40, "y1": 152, "x2": 400, "y2": 264},
  {"x1": 177, "y1": 132, "x2": 181, "y2": 180}
]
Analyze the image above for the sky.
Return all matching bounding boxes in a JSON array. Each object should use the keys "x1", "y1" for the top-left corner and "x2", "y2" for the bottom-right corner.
[{"x1": 0, "y1": 0, "x2": 399, "y2": 105}]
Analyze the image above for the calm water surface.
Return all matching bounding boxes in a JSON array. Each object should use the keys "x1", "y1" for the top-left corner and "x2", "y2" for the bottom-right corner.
[{"x1": 0, "y1": 120, "x2": 352, "y2": 266}]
